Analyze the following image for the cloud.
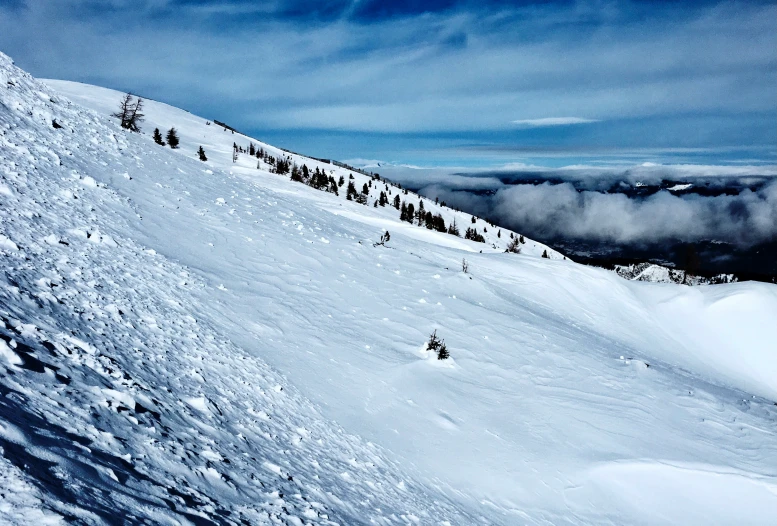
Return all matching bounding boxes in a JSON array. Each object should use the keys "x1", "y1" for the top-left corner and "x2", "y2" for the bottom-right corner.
[
  {"x1": 512, "y1": 117, "x2": 599, "y2": 127},
  {"x1": 413, "y1": 164, "x2": 777, "y2": 248},
  {"x1": 0, "y1": 0, "x2": 774, "y2": 139}
]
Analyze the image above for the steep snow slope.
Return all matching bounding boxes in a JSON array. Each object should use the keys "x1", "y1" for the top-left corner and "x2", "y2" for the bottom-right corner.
[
  {"x1": 0, "y1": 52, "x2": 775, "y2": 524},
  {"x1": 1, "y1": 55, "x2": 475, "y2": 525}
]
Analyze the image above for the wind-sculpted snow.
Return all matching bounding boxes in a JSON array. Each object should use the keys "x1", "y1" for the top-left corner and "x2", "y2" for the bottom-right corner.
[{"x1": 1, "y1": 51, "x2": 776, "y2": 524}]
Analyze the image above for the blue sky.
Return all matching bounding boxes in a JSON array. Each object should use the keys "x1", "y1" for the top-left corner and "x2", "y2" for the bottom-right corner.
[{"x1": 1, "y1": 0, "x2": 775, "y2": 169}]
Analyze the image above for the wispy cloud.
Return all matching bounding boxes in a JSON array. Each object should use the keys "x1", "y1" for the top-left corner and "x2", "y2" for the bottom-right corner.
[
  {"x1": 512, "y1": 117, "x2": 599, "y2": 127},
  {"x1": 0, "y1": 0, "x2": 774, "y2": 158}
]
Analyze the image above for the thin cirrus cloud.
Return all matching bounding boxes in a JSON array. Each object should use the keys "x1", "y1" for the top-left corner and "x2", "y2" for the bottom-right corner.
[{"x1": 512, "y1": 117, "x2": 600, "y2": 127}]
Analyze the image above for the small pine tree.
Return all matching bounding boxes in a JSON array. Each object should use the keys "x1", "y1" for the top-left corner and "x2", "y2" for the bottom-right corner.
[
  {"x1": 338, "y1": 175, "x2": 345, "y2": 187},
  {"x1": 426, "y1": 330, "x2": 450, "y2": 360},
  {"x1": 437, "y1": 342, "x2": 449, "y2": 360},
  {"x1": 393, "y1": 194, "x2": 401, "y2": 209},
  {"x1": 249, "y1": 143, "x2": 256, "y2": 156},
  {"x1": 197, "y1": 146, "x2": 207, "y2": 161},
  {"x1": 542, "y1": 250, "x2": 549, "y2": 258},
  {"x1": 447, "y1": 218, "x2": 460, "y2": 237},
  {"x1": 427, "y1": 330, "x2": 441, "y2": 352},
  {"x1": 166, "y1": 128, "x2": 180, "y2": 149},
  {"x1": 520, "y1": 235, "x2": 525, "y2": 244},
  {"x1": 471, "y1": 216, "x2": 476, "y2": 224},
  {"x1": 153, "y1": 128, "x2": 165, "y2": 145}
]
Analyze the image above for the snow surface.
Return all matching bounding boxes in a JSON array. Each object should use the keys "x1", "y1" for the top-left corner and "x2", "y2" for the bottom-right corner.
[{"x1": 0, "y1": 52, "x2": 775, "y2": 524}]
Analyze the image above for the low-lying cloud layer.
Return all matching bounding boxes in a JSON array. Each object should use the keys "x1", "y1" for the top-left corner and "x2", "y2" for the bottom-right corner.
[{"x1": 412, "y1": 166, "x2": 777, "y2": 248}]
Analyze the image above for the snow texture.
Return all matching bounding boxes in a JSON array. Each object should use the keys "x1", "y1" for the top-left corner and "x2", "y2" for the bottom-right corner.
[{"x1": 0, "y1": 52, "x2": 775, "y2": 524}]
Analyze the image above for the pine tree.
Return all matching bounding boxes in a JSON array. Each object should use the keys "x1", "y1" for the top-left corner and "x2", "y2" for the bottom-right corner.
[
  {"x1": 465, "y1": 227, "x2": 485, "y2": 243},
  {"x1": 153, "y1": 128, "x2": 165, "y2": 146},
  {"x1": 127, "y1": 98, "x2": 144, "y2": 132},
  {"x1": 291, "y1": 164, "x2": 303, "y2": 182},
  {"x1": 197, "y1": 146, "x2": 207, "y2": 161},
  {"x1": 400, "y1": 202, "x2": 407, "y2": 220},
  {"x1": 425, "y1": 211, "x2": 433, "y2": 229},
  {"x1": 338, "y1": 175, "x2": 345, "y2": 187},
  {"x1": 393, "y1": 195, "x2": 401, "y2": 209},
  {"x1": 249, "y1": 143, "x2": 256, "y2": 156},
  {"x1": 112, "y1": 93, "x2": 133, "y2": 128},
  {"x1": 166, "y1": 128, "x2": 180, "y2": 149},
  {"x1": 112, "y1": 93, "x2": 144, "y2": 132},
  {"x1": 542, "y1": 250, "x2": 549, "y2": 258},
  {"x1": 437, "y1": 342, "x2": 449, "y2": 360},
  {"x1": 426, "y1": 330, "x2": 450, "y2": 360},
  {"x1": 447, "y1": 218, "x2": 460, "y2": 237}
]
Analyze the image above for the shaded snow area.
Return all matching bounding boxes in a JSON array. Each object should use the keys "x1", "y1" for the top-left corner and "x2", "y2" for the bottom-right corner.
[{"x1": 0, "y1": 51, "x2": 775, "y2": 524}]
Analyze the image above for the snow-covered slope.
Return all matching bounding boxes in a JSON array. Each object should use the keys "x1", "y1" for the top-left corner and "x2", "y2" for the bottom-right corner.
[{"x1": 1, "y1": 52, "x2": 776, "y2": 524}]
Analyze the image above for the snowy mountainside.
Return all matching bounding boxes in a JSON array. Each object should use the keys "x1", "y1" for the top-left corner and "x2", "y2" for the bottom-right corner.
[
  {"x1": 45, "y1": 79, "x2": 561, "y2": 261},
  {"x1": 0, "y1": 51, "x2": 776, "y2": 524},
  {"x1": 0, "y1": 53, "x2": 473, "y2": 524}
]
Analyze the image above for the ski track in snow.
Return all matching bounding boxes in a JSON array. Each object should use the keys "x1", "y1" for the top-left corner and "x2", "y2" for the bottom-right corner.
[{"x1": 0, "y1": 52, "x2": 775, "y2": 524}]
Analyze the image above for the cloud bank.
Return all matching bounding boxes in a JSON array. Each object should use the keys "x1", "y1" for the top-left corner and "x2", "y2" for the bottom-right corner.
[{"x1": 413, "y1": 166, "x2": 777, "y2": 248}]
